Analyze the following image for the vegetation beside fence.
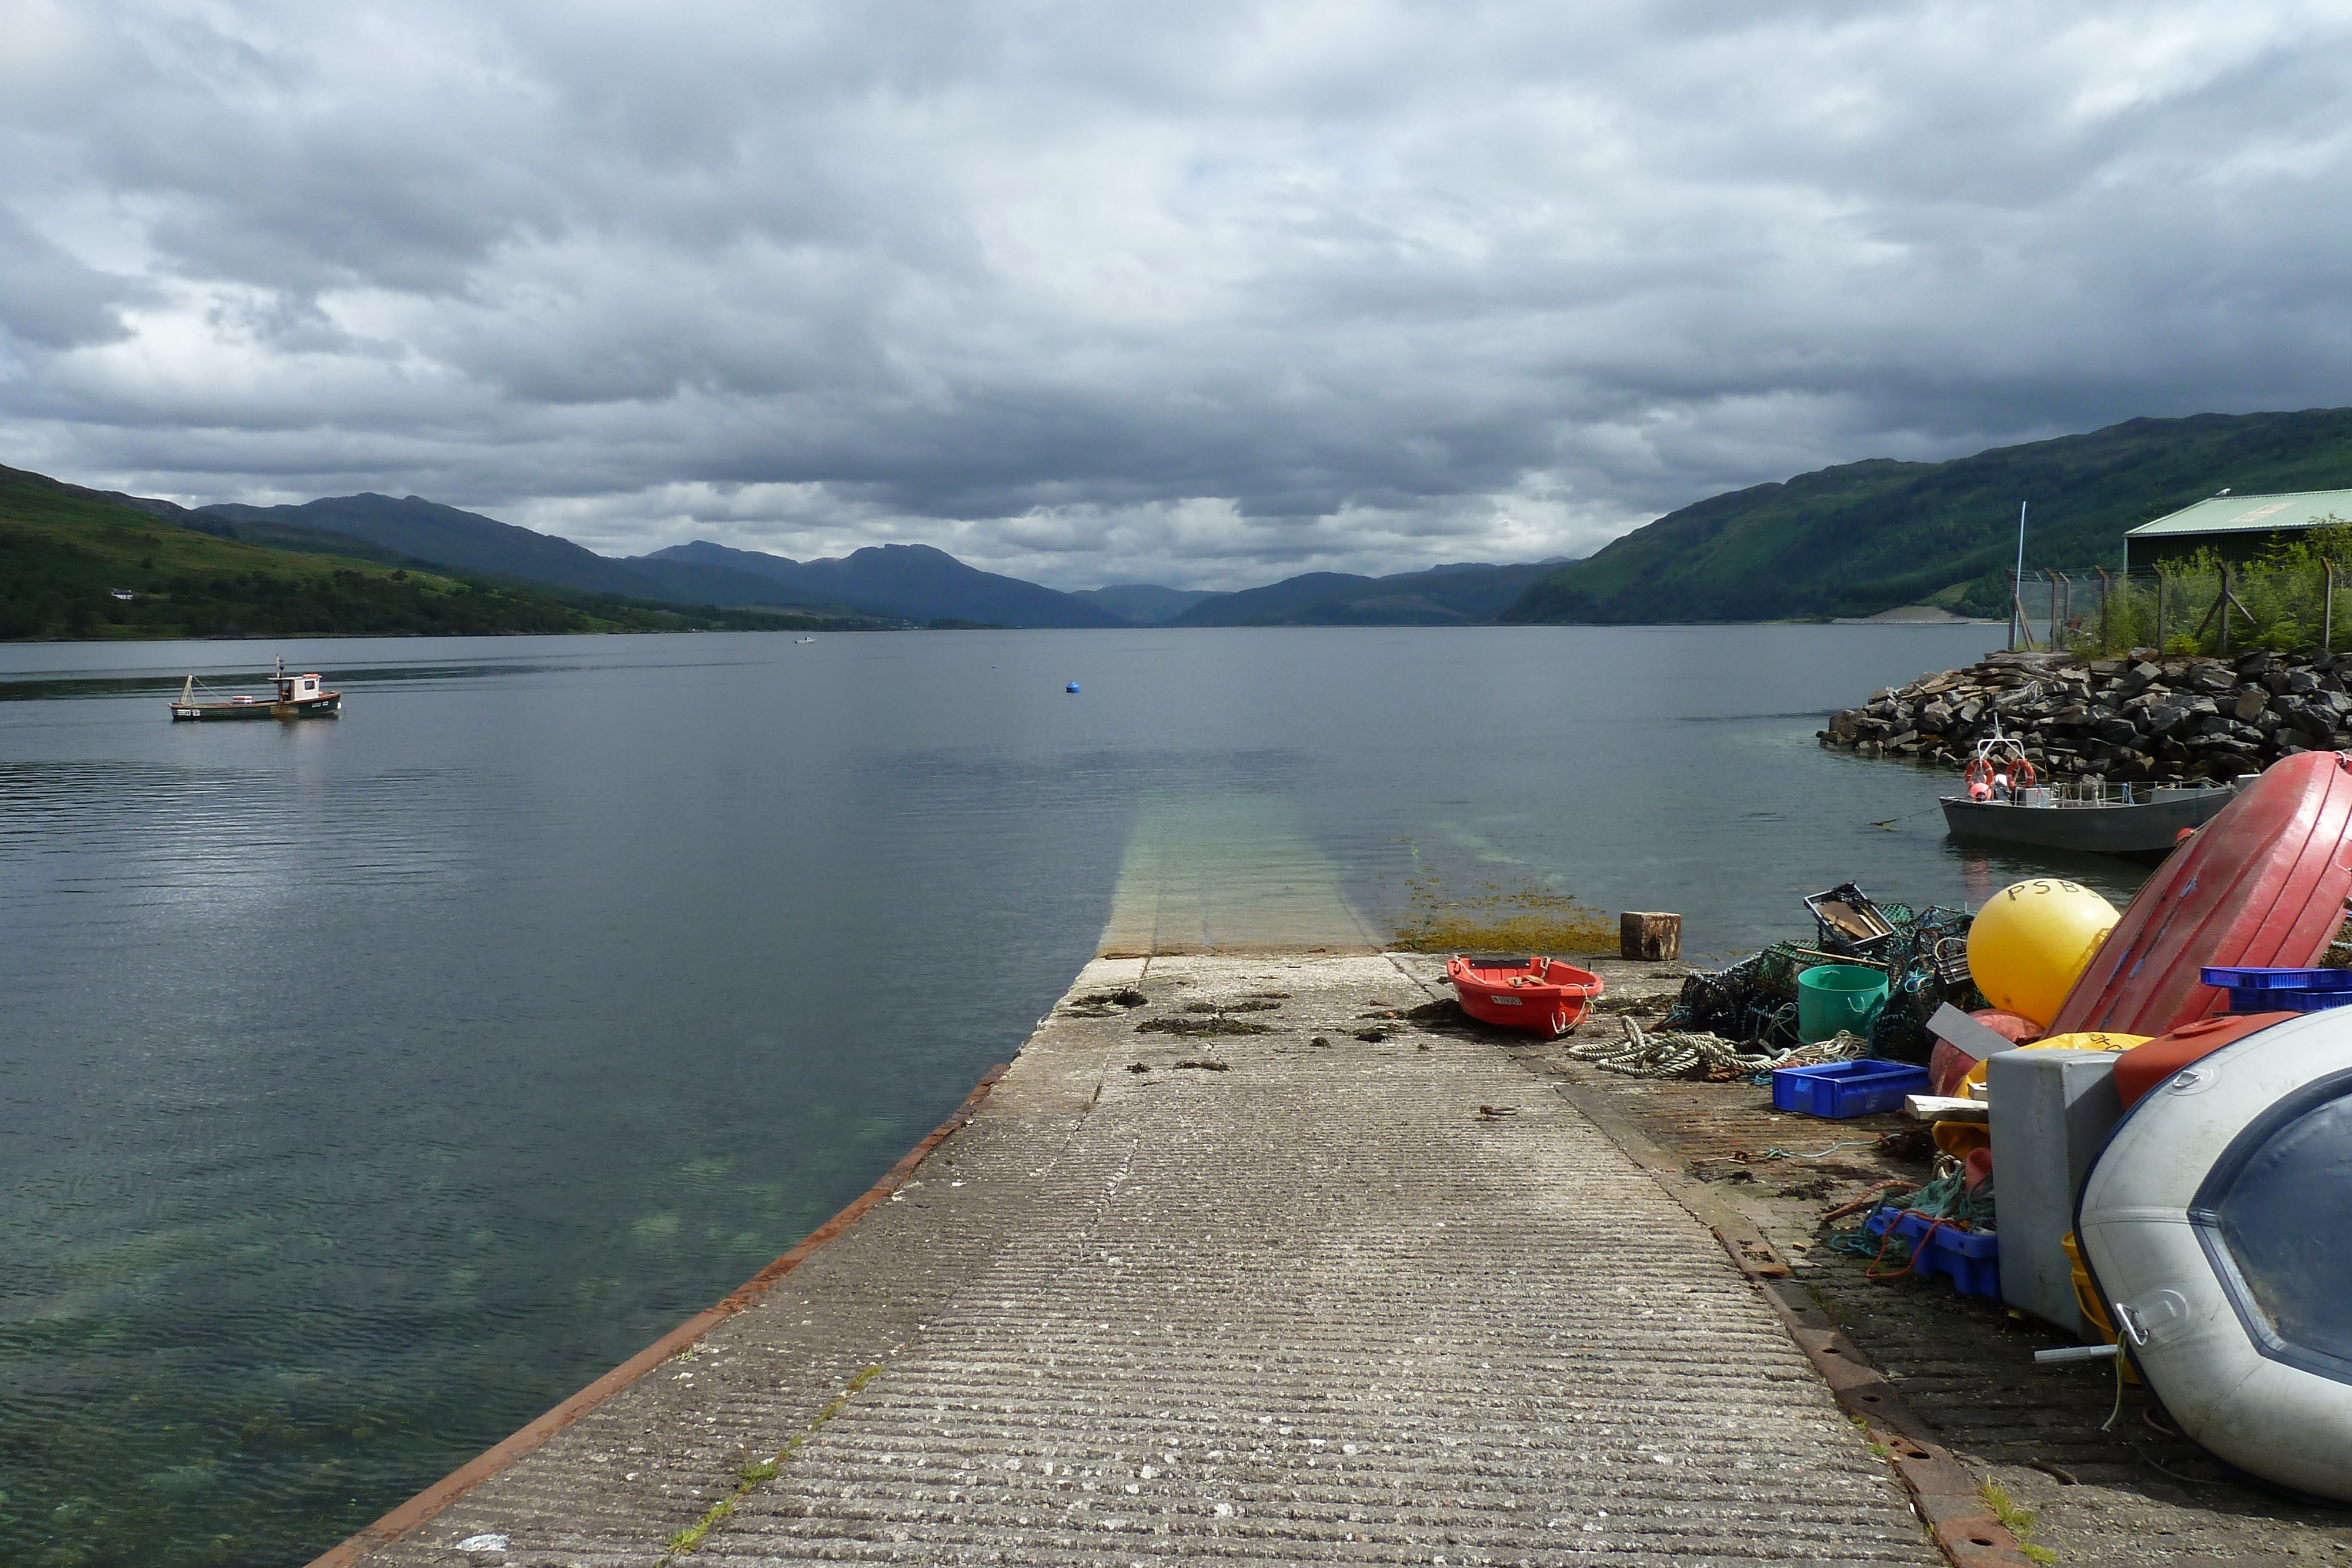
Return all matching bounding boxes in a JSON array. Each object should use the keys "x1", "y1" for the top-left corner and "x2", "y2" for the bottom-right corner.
[{"x1": 2011, "y1": 522, "x2": 2352, "y2": 659}]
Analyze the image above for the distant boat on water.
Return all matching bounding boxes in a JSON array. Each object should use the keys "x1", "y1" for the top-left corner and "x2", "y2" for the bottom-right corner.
[{"x1": 169, "y1": 658, "x2": 342, "y2": 721}]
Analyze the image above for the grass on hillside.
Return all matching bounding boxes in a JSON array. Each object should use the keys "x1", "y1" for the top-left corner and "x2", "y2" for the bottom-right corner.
[
  {"x1": 1502, "y1": 408, "x2": 2352, "y2": 625},
  {"x1": 0, "y1": 472, "x2": 859, "y2": 641}
]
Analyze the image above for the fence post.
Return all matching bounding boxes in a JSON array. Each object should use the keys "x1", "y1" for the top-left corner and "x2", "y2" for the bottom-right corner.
[
  {"x1": 2156, "y1": 569, "x2": 2167, "y2": 653},
  {"x1": 2221, "y1": 564, "x2": 2232, "y2": 656},
  {"x1": 2096, "y1": 567, "x2": 2112, "y2": 654},
  {"x1": 2008, "y1": 571, "x2": 2021, "y2": 650},
  {"x1": 2328, "y1": 559, "x2": 2337, "y2": 654}
]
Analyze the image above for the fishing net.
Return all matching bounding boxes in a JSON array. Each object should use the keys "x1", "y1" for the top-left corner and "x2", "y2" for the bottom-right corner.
[
  {"x1": 1825, "y1": 1157, "x2": 1997, "y2": 1278},
  {"x1": 1866, "y1": 905, "x2": 1984, "y2": 1063},
  {"x1": 1665, "y1": 901, "x2": 1982, "y2": 1062}
]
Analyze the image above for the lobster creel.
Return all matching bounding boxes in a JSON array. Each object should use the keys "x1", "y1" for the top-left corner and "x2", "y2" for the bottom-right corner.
[{"x1": 1446, "y1": 954, "x2": 1604, "y2": 1037}]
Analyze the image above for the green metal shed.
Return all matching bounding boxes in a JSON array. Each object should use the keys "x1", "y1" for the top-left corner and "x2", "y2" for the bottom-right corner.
[{"x1": 2123, "y1": 488, "x2": 2352, "y2": 570}]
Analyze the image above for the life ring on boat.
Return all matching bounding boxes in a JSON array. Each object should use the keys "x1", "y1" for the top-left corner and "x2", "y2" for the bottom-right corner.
[
  {"x1": 2013, "y1": 758, "x2": 2039, "y2": 791},
  {"x1": 1965, "y1": 758, "x2": 1994, "y2": 800}
]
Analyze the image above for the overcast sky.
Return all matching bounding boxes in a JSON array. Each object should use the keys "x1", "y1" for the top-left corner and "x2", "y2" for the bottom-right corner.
[{"x1": 5, "y1": 1, "x2": 2351, "y2": 589}]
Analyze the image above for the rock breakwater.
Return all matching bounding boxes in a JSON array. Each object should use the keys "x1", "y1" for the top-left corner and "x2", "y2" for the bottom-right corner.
[{"x1": 1821, "y1": 647, "x2": 2352, "y2": 780}]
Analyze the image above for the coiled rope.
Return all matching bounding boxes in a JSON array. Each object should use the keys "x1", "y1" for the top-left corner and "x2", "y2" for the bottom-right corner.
[{"x1": 1566, "y1": 1017, "x2": 1871, "y2": 1082}]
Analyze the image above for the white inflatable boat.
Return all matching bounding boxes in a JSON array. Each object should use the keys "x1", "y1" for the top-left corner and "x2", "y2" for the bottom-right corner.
[{"x1": 2078, "y1": 1007, "x2": 2352, "y2": 1500}]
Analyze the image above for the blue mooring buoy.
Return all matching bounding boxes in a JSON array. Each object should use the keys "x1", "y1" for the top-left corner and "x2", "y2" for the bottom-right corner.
[{"x1": 1066, "y1": 682, "x2": 1081, "y2": 694}]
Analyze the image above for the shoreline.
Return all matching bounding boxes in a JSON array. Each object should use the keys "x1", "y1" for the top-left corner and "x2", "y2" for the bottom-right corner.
[
  {"x1": 1821, "y1": 645, "x2": 2352, "y2": 780},
  {"x1": 2, "y1": 618, "x2": 2006, "y2": 648}
]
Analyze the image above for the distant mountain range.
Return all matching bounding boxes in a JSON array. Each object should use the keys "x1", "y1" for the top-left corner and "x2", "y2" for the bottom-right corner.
[
  {"x1": 1067, "y1": 584, "x2": 1224, "y2": 624},
  {"x1": 189, "y1": 491, "x2": 1572, "y2": 628},
  {"x1": 25, "y1": 403, "x2": 2352, "y2": 643},
  {"x1": 643, "y1": 538, "x2": 1122, "y2": 627},
  {"x1": 199, "y1": 495, "x2": 928, "y2": 621},
  {"x1": 1169, "y1": 562, "x2": 1564, "y2": 626}
]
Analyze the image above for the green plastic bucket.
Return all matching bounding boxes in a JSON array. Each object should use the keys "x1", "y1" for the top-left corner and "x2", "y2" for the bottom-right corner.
[{"x1": 1796, "y1": 964, "x2": 1888, "y2": 1044}]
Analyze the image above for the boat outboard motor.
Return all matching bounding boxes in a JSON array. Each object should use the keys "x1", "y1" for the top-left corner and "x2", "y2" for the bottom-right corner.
[{"x1": 2078, "y1": 1008, "x2": 2352, "y2": 1501}]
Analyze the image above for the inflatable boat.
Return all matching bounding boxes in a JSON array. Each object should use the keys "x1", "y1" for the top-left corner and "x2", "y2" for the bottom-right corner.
[{"x1": 2077, "y1": 1006, "x2": 2352, "y2": 1501}]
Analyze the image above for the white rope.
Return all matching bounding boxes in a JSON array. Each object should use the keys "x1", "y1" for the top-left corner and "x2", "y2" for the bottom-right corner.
[{"x1": 1566, "y1": 1017, "x2": 1870, "y2": 1081}]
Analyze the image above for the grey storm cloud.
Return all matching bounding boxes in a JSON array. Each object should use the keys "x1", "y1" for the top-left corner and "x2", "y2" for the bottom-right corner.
[{"x1": 3, "y1": 0, "x2": 2351, "y2": 587}]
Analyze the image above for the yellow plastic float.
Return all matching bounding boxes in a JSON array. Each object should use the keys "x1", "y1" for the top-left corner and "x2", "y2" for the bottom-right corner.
[{"x1": 1966, "y1": 878, "x2": 2120, "y2": 1028}]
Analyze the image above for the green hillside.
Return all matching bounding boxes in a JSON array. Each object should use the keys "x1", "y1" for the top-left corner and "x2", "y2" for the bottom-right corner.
[
  {"x1": 1287, "y1": 563, "x2": 1558, "y2": 625},
  {"x1": 0, "y1": 464, "x2": 855, "y2": 640},
  {"x1": 1168, "y1": 562, "x2": 1557, "y2": 626},
  {"x1": 1502, "y1": 409, "x2": 2352, "y2": 624}
]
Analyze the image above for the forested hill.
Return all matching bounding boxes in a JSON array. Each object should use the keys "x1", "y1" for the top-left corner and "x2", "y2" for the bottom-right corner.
[
  {"x1": 1500, "y1": 409, "x2": 2352, "y2": 625},
  {"x1": 0, "y1": 464, "x2": 858, "y2": 641}
]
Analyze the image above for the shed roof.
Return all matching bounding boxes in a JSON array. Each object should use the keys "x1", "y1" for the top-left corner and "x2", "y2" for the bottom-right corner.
[{"x1": 2126, "y1": 489, "x2": 2352, "y2": 539}]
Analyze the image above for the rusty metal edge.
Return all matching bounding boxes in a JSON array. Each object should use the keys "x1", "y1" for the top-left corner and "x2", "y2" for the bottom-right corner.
[
  {"x1": 1548, "y1": 1075, "x2": 2036, "y2": 1568},
  {"x1": 302, "y1": 1061, "x2": 1013, "y2": 1568}
]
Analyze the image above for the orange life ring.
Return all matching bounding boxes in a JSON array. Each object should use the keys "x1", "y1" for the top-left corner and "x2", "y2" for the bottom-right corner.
[{"x1": 1964, "y1": 757, "x2": 1992, "y2": 788}]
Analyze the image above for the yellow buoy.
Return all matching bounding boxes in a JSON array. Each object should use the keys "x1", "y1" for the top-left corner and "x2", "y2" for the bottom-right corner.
[{"x1": 1966, "y1": 878, "x2": 2120, "y2": 1028}]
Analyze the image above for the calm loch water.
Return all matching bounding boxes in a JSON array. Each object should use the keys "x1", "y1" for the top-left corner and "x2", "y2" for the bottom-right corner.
[{"x1": 0, "y1": 625, "x2": 2143, "y2": 1565}]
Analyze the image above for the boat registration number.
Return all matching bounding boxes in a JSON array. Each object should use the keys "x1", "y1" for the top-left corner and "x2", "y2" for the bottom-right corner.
[{"x1": 1486, "y1": 994, "x2": 1522, "y2": 1005}]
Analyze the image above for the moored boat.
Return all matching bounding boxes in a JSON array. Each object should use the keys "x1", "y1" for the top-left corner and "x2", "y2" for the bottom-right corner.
[
  {"x1": 1940, "y1": 780, "x2": 2237, "y2": 855},
  {"x1": 169, "y1": 658, "x2": 342, "y2": 721},
  {"x1": 1446, "y1": 954, "x2": 1603, "y2": 1037},
  {"x1": 1937, "y1": 723, "x2": 2235, "y2": 855}
]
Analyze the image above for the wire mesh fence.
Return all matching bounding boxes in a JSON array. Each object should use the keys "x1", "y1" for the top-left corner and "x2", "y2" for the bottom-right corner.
[{"x1": 2006, "y1": 561, "x2": 2352, "y2": 660}]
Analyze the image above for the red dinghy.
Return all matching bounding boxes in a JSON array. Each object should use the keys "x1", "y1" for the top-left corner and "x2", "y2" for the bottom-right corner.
[
  {"x1": 1446, "y1": 954, "x2": 1604, "y2": 1037},
  {"x1": 2047, "y1": 752, "x2": 2352, "y2": 1037}
]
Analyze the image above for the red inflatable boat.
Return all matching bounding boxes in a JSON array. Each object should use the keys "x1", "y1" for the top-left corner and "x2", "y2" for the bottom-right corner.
[
  {"x1": 2049, "y1": 752, "x2": 2352, "y2": 1037},
  {"x1": 1446, "y1": 954, "x2": 1604, "y2": 1036}
]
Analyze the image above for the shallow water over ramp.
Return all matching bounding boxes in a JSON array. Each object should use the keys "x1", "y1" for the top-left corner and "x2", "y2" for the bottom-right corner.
[{"x1": 1097, "y1": 790, "x2": 1382, "y2": 955}]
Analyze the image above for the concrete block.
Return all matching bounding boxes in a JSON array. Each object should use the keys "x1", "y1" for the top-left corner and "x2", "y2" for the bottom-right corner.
[{"x1": 1987, "y1": 1047, "x2": 2124, "y2": 1334}]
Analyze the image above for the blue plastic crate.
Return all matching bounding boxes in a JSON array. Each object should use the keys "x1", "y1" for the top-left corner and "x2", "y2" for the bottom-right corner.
[
  {"x1": 1867, "y1": 1208, "x2": 2001, "y2": 1298},
  {"x1": 2226, "y1": 986, "x2": 2352, "y2": 1014},
  {"x1": 1770, "y1": 1059, "x2": 1930, "y2": 1119},
  {"x1": 2202, "y1": 965, "x2": 2352, "y2": 991}
]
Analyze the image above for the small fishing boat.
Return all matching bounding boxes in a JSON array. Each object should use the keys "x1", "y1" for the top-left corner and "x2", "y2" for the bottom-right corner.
[
  {"x1": 169, "y1": 658, "x2": 342, "y2": 721},
  {"x1": 1446, "y1": 954, "x2": 1604, "y2": 1037},
  {"x1": 1938, "y1": 725, "x2": 2234, "y2": 855}
]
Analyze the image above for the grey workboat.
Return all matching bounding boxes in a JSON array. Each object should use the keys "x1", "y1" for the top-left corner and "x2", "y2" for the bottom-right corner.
[
  {"x1": 1939, "y1": 779, "x2": 2238, "y2": 855},
  {"x1": 1947, "y1": 771, "x2": 2239, "y2": 860},
  {"x1": 1936, "y1": 721, "x2": 2239, "y2": 855}
]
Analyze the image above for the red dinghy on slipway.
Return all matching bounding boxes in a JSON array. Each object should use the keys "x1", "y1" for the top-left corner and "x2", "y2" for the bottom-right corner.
[
  {"x1": 2047, "y1": 751, "x2": 2352, "y2": 1038},
  {"x1": 1446, "y1": 955, "x2": 1604, "y2": 1037}
]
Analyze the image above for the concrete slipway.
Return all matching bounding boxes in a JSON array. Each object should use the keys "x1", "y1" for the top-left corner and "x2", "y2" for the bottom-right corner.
[
  {"x1": 315, "y1": 811, "x2": 2006, "y2": 1567},
  {"x1": 312, "y1": 944, "x2": 1992, "y2": 1568}
]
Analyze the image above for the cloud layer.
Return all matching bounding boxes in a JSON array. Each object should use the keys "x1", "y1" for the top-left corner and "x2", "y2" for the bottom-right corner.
[{"x1": 5, "y1": 0, "x2": 2351, "y2": 587}]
